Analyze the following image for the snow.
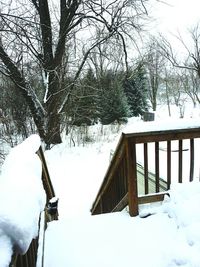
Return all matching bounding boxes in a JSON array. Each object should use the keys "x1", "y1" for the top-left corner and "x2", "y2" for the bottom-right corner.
[
  {"x1": 42, "y1": 113, "x2": 200, "y2": 267},
  {"x1": 123, "y1": 116, "x2": 200, "y2": 134},
  {"x1": 44, "y1": 212, "x2": 176, "y2": 267},
  {"x1": 43, "y1": 72, "x2": 49, "y2": 104},
  {"x1": 1, "y1": 106, "x2": 200, "y2": 266},
  {"x1": 0, "y1": 135, "x2": 46, "y2": 267},
  {"x1": 43, "y1": 181, "x2": 200, "y2": 267}
]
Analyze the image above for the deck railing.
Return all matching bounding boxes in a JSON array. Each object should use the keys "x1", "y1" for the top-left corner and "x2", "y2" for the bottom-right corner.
[
  {"x1": 91, "y1": 127, "x2": 200, "y2": 217},
  {"x1": 10, "y1": 146, "x2": 57, "y2": 267}
]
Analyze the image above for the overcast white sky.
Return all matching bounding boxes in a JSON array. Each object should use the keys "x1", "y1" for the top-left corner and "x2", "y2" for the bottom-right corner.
[
  {"x1": 144, "y1": 0, "x2": 200, "y2": 56},
  {"x1": 152, "y1": 0, "x2": 200, "y2": 34}
]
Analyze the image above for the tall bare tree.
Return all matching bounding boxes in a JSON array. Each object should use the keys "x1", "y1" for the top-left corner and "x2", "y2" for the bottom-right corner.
[
  {"x1": 144, "y1": 37, "x2": 165, "y2": 111},
  {"x1": 0, "y1": 0, "x2": 149, "y2": 146}
]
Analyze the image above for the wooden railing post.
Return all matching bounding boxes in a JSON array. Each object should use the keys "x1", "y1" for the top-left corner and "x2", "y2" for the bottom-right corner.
[
  {"x1": 190, "y1": 138, "x2": 194, "y2": 181},
  {"x1": 167, "y1": 141, "x2": 171, "y2": 190},
  {"x1": 178, "y1": 140, "x2": 183, "y2": 183},
  {"x1": 144, "y1": 143, "x2": 149, "y2": 194},
  {"x1": 125, "y1": 138, "x2": 138, "y2": 216},
  {"x1": 155, "y1": 142, "x2": 160, "y2": 192}
]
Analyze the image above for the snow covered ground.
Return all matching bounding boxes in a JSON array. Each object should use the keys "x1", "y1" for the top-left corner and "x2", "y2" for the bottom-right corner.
[
  {"x1": 1, "y1": 104, "x2": 200, "y2": 267},
  {"x1": 44, "y1": 182, "x2": 200, "y2": 267},
  {"x1": 42, "y1": 110, "x2": 200, "y2": 267}
]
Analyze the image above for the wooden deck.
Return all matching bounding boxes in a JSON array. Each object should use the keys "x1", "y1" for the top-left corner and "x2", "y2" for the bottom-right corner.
[{"x1": 91, "y1": 127, "x2": 200, "y2": 217}]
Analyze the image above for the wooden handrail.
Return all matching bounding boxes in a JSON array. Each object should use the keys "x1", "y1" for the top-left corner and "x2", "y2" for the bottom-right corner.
[
  {"x1": 91, "y1": 127, "x2": 200, "y2": 217},
  {"x1": 10, "y1": 146, "x2": 57, "y2": 267},
  {"x1": 37, "y1": 146, "x2": 56, "y2": 201}
]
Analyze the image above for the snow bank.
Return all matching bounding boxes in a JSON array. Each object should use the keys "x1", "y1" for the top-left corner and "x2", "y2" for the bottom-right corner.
[
  {"x1": 44, "y1": 181, "x2": 200, "y2": 267},
  {"x1": 123, "y1": 117, "x2": 200, "y2": 134},
  {"x1": 0, "y1": 135, "x2": 46, "y2": 267},
  {"x1": 44, "y1": 212, "x2": 176, "y2": 267},
  {"x1": 162, "y1": 182, "x2": 200, "y2": 266}
]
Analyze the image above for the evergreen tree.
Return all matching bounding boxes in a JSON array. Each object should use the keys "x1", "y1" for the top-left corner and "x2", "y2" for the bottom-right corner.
[
  {"x1": 72, "y1": 68, "x2": 98, "y2": 126},
  {"x1": 98, "y1": 71, "x2": 130, "y2": 125},
  {"x1": 123, "y1": 62, "x2": 149, "y2": 117}
]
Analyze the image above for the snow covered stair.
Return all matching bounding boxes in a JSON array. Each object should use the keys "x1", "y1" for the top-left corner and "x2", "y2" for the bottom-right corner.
[{"x1": 91, "y1": 126, "x2": 200, "y2": 216}]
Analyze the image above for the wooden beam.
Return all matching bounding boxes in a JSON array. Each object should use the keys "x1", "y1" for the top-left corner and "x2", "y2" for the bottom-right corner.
[
  {"x1": 190, "y1": 138, "x2": 194, "y2": 181},
  {"x1": 111, "y1": 193, "x2": 128, "y2": 212},
  {"x1": 144, "y1": 143, "x2": 149, "y2": 194},
  {"x1": 90, "y1": 135, "x2": 126, "y2": 213},
  {"x1": 126, "y1": 139, "x2": 138, "y2": 216},
  {"x1": 124, "y1": 127, "x2": 200, "y2": 143},
  {"x1": 138, "y1": 192, "x2": 170, "y2": 205},
  {"x1": 155, "y1": 142, "x2": 160, "y2": 193},
  {"x1": 111, "y1": 191, "x2": 170, "y2": 212},
  {"x1": 37, "y1": 146, "x2": 55, "y2": 200},
  {"x1": 167, "y1": 141, "x2": 171, "y2": 190},
  {"x1": 178, "y1": 140, "x2": 183, "y2": 183}
]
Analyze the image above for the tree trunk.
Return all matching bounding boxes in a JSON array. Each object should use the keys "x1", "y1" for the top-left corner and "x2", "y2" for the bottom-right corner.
[
  {"x1": 44, "y1": 70, "x2": 62, "y2": 146},
  {"x1": 45, "y1": 112, "x2": 62, "y2": 147},
  {"x1": 0, "y1": 43, "x2": 47, "y2": 140}
]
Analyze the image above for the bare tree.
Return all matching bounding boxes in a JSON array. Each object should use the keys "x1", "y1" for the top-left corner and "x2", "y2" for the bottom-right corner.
[
  {"x1": 158, "y1": 24, "x2": 200, "y2": 78},
  {"x1": 144, "y1": 37, "x2": 165, "y2": 111},
  {"x1": 0, "y1": 0, "x2": 149, "y2": 147},
  {"x1": 180, "y1": 68, "x2": 200, "y2": 107}
]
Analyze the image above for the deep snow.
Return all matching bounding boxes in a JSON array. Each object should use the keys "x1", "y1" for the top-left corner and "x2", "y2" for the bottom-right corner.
[
  {"x1": 42, "y1": 115, "x2": 200, "y2": 267},
  {"x1": 1, "y1": 106, "x2": 200, "y2": 267},
  {"x1": 0, "y1": 135, "x2": 46, "y2": 267}
]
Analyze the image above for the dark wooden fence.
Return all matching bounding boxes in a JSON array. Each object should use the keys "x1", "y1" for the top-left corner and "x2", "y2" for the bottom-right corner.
[
  {"x1": 10, "y1": 146, "x2": 57, "y2": 267},
  {"x1": 91, "y1": 127, "x2": 200, "y2": 217}
]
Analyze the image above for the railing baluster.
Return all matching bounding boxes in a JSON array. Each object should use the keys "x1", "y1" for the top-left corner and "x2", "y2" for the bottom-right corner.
[
  {"x1": 126, "y1": 139, "x2": 138, "y2": 217},
  {"x1": 155, "y1": 142, "x2": 160, "y2": 192},
  {"x1": 178, "y1": 140, "x2": 183, "y2": 183},
  {"x1": 167, "y1": 141, "x2": 171, "y2": 190},
  {"x1": 144, "y1": 143, "x2": 149, "y2": 194},
  {"x1": 190, "y1": 138, "x2": 194, "y2": 182}
]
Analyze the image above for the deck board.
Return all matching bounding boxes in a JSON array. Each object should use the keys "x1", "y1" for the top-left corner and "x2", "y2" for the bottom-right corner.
[{"x1": 137, "y1": 163, "x2": 168, "y2": 195}]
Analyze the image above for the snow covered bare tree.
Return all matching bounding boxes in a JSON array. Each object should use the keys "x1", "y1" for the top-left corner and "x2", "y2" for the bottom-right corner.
[
  {"x1": 145, "y1": 37, "x2": 165, "y2": 111},
  {"x1": 0, "y1": 0, "x2": 149, "y2": 147}
]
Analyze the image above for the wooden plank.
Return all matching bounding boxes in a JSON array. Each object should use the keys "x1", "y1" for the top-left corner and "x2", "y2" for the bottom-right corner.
[
  {"x1": 155, "y1": 142, "x2": 160, "y2": 192},
  {"x1": 138, "y1": 192, "x2": 170, "y2": 205},
  {"x1": 111, "y1": 193, "x2": 128, "y2": 212},
  {"x1": 190, "y1": 138, "x2": 194, "y2": 181},
  {"x1": 167, "y1": 141, "x2": 171, "y2": 190},
  {"x1": 144, "y1": 143, "x2": 149, "y2": 194},
  {"x1": 178, "y1": 140, "x2": 183, "y2": 183},
  {"x1": 126, "y1": 139, "x2": 138, "y2": 216},
  {"x1": 111, "y1": 191, "x2": 170, "y2": 212},
  {"x1": 90, "y1": 135, "x2": 126, "y2": 213},
  {"x1": 37, "y1": 146, "x2": 55, "y2": 200},
  {"x1": 125, "y1": 127, "x2": 200, "y2": 144},
  {"x1": 136, "y1": 163, "x2": 168, "y2": 194}
]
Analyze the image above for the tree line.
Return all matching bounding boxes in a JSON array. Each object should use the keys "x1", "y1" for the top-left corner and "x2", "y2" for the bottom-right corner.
[{"x1": 0, "y1": 0, "x2": 200, "y2": 148}]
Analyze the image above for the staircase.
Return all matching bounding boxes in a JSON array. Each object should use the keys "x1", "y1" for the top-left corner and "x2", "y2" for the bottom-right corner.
[{"x1": 91, "y1": 127, "x2": 200, "y2": 216}]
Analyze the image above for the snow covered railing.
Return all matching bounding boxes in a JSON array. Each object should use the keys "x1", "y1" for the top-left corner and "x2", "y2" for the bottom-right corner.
[
  {"x1": 91, "y1": 127, "x2": 200, "y2": 217},
  {"x1": 0, "y1": 135, "x2": 57, "y2": 267}
]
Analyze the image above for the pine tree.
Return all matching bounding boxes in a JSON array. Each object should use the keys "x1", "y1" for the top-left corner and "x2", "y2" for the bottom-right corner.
[
  {"x1": 72, "y1": 68, "x2": 98, "y2": 126},
  {"x1": 98, "y1": 71, "x2": 130, "y2": 125},
  {"x1": 123, "y1": 62, "x2": 149, "y2": 117}
]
